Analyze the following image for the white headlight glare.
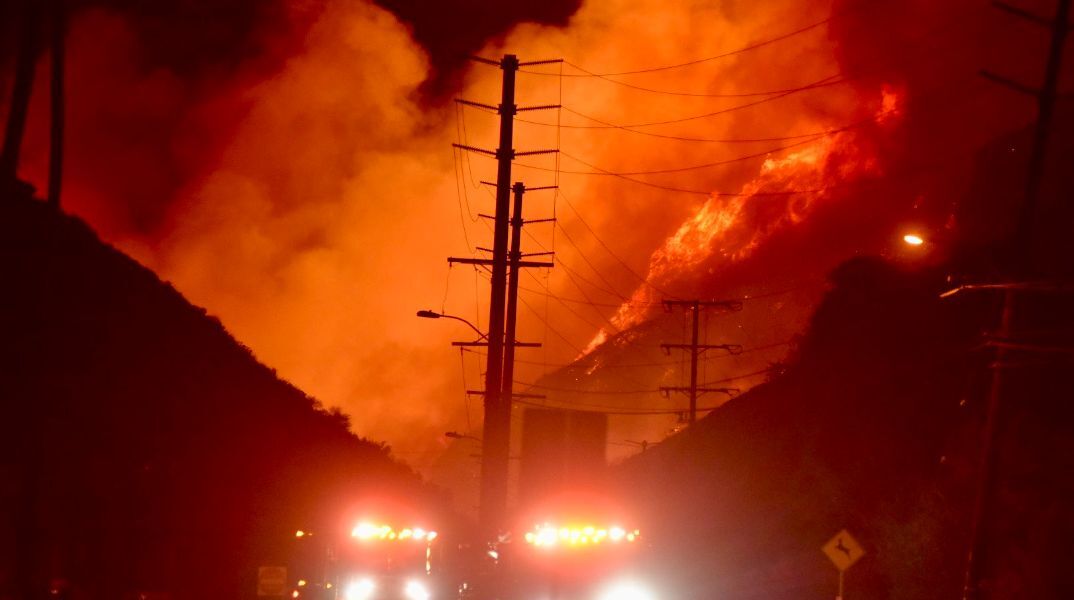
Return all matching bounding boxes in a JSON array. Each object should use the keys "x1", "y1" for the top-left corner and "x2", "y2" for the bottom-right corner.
[
  {"x1": 344, "y1": 578, "x2": 376, "y2": 600},
  {"x1": 404, "y1": 579, "x2": 431, "y2": 600},
  {"x1": 596, "y1": 580, "x2": 657, "y2": 600}
]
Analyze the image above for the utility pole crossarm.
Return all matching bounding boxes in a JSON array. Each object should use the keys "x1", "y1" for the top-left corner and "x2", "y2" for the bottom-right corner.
[
  {"x1": 448, "y1": 257, "x2": 554, "y2": 268},
  {"x1": 660, "y1": 386, "x2": 740, "y2": 397},
  {"x1": 518, "y1": 58, "x2": 564, "y2": 67},
  {"x1": 468, "y1": 55, "x2": 501, "y2": 66},
  {"x1": 661, "y1": 343, "x2": 743, "y2": 354},
  {"x1": 466, "y1": 391, "x2": 547, "y2": 400},
  {"x1": 454, "y1": 98, "x2": 499, "y2": 112},
  {"x1": 452, "y1": 143, "x2": 497, "y2": 157},
  {"x1": 517, "y1": 104, "x2": 561, "y2": 112},
  {"x1": 514, "y1": 149, "x2": 559, "y2": 157},
  {"x1": 452, "y1": 341, "x2": 541, "y2": 348},
  {"x1": 661, "y1": 299, "x2": 744, "y2": 312}
]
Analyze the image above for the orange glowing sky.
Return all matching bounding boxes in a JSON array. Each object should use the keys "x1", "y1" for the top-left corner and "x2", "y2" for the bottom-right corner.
[{"x1": 7, "y1": 0, "x2": 1048, "y2": 468}]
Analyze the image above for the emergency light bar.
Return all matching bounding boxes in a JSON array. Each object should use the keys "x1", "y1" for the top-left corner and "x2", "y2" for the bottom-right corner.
[
  {"x1": 351, "y1": 522, "x2": 438, "y2": 542},
  {"x1": 523, "y1": 524, "x2": 640, "y2": 547}
]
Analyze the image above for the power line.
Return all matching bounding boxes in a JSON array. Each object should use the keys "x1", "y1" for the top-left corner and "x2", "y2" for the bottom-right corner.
[
  {"x1": 529, "y1": 137, "x2": 825, "y2": 176},
  {"x1": 515, "y1": 367, "x2": 770, "y2": 395},
  {"x1": 553, "y1": 226, "x2": 633, "y2": 300},
  {"x1": 561, "y1": 60, "x2": 845, "y2": 97},
  {"x1": 517, "y1": 110, "x2": 877, "y2": 144},
  {"x1": 463, "y1": 340, "x2": 792, "y2": 369},
  {"x1": 511, "y1": 3, "x2": 987, "y2": 134},
  {"x1": 559, "y1": 191, "x2": 673, "y2": 296},
  {"x1": 523, "y1": 267, "x2": 619, "y2": 334},
  {"x1": 558, "y1": 75, "x2": 842, "y2": 129},
  {"x1": 513, "y1": 397, "x2": 722, "y2": 416},
  {"x1": 521, "y1": 18, "x2": 831, "y2": 77},
  {"x1": 515, "y1": 278, "x2": 817, "y2": 309}
]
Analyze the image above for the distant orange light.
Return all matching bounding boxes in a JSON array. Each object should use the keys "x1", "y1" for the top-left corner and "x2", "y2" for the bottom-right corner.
[{"x1": 903, "y1": 233, "x2": 924, "y2": 246}]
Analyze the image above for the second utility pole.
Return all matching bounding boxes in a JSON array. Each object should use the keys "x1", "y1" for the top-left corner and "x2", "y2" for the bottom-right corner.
[{"x1": 660, "y1": 299, "x2": 743, "y2": 424}]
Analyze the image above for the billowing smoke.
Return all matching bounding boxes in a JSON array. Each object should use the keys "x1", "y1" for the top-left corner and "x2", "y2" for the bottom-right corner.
[{"x1": 2, "y1": 0, "x2": 1052, "y2": 465}]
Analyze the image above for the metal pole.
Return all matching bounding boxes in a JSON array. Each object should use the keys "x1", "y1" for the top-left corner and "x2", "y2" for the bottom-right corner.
[
  {"x1": 689, "y1": 301, "x2": 700, "y2": 425},
  {"x1": 1015, "y1": 0, "x2": 1071, "y2": 261},
  {"x1": 47, "y1": 0, "x2": 66, "y2": 208},
  {"x1": 963, "y1": 2, "x2": 1070, "y2": 596},
  {"x1": 1, "y1": 0, "x2": 43, "y2": 183},
  {"x1": 499, "y1": 183, "x2": 525, "y2": 461},
  {"x1": 837, "y1": 569, "x2": 844, "y2": 600},
  {"x1": 478, "y1": 54, "x2": 518, "y2": 538},
  {"x1": 962, "y1": 290, "x2": 1014, "y2": 599}
]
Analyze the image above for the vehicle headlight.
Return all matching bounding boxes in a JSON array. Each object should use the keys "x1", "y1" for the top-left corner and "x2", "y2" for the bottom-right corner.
[
  {"x1": 404, "y1": 579, "x2": 431, "y2": 600},
  {"x1": 344, "y1": 578, "x2": 376, "y2": 600},
  {"x1": 596, "y1": 580, "x2": 657, "y2": 600}
]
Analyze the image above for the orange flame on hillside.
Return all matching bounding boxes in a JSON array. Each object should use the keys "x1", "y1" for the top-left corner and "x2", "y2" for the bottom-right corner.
[{"x1": 585, "y1": 90, "x2": 901, "y2": 347}]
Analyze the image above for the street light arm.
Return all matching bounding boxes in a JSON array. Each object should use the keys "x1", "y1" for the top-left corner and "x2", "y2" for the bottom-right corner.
[{"x1": 416, "y1": 309, "x2": 488, "y2": 340}]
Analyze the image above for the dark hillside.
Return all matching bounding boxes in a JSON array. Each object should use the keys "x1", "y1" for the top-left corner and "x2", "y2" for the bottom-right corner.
[
  {"x1": 614, "y1": 256, "x2": 1074, "y2": 599},
  {"x1": 0, "y1": 193, "x2": 429, "y2": 600}
]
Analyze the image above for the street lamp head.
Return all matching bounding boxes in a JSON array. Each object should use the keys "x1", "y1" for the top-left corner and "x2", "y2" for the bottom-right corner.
[
  {"x1": 444, "y1": 431, "x2": 464, "y2": 439},
  {"x1": 416, "y1": 310, "x2": 441, "y2": 319},
  {"x1": 902, "y1": 233, "x2": 925, "y2": 246}
]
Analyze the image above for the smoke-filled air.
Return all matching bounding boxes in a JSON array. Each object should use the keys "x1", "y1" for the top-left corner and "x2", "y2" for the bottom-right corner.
[{"x1": 4, "y1": 0, "x2": 1055, "y2": 464}]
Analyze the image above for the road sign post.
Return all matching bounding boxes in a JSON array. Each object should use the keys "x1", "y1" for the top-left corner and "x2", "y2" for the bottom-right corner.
[{"x1": 822, "y1": 529, "x2": 864, "y2": 600}]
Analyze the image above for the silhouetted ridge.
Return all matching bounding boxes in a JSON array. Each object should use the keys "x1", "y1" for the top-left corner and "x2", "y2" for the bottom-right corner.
[{"x1": 0, "y1": 195, "x2": 425, "y2": 599}]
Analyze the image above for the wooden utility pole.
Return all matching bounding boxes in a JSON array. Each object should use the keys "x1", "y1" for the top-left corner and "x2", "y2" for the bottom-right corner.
[
  {"x1": 501, "y1": 182, "x2": 556, "y2": 419},
  {"x1": 1, "y1": 0, "x2": 43, "y2": 185},
  {"x1": 963, "y1": 1, "x2": 1071, "y2": 598},
  {"x1": 48, "y1": 0, "x2": 66, "y2": 208},
  {"x1": 449, "y1": 54, "x2": 559, "y2": 536},
  {"x1": 659, "y1": 299, "x2": 743, "y2": 424}
]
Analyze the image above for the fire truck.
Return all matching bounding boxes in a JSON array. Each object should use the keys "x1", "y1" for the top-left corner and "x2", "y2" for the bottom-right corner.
[
  {"x1": 500, "y1": 496, "x2": 659, "y2": 600},
  {"x1": 288, "y1": 506, "x2": 453, "y2": 600}
]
